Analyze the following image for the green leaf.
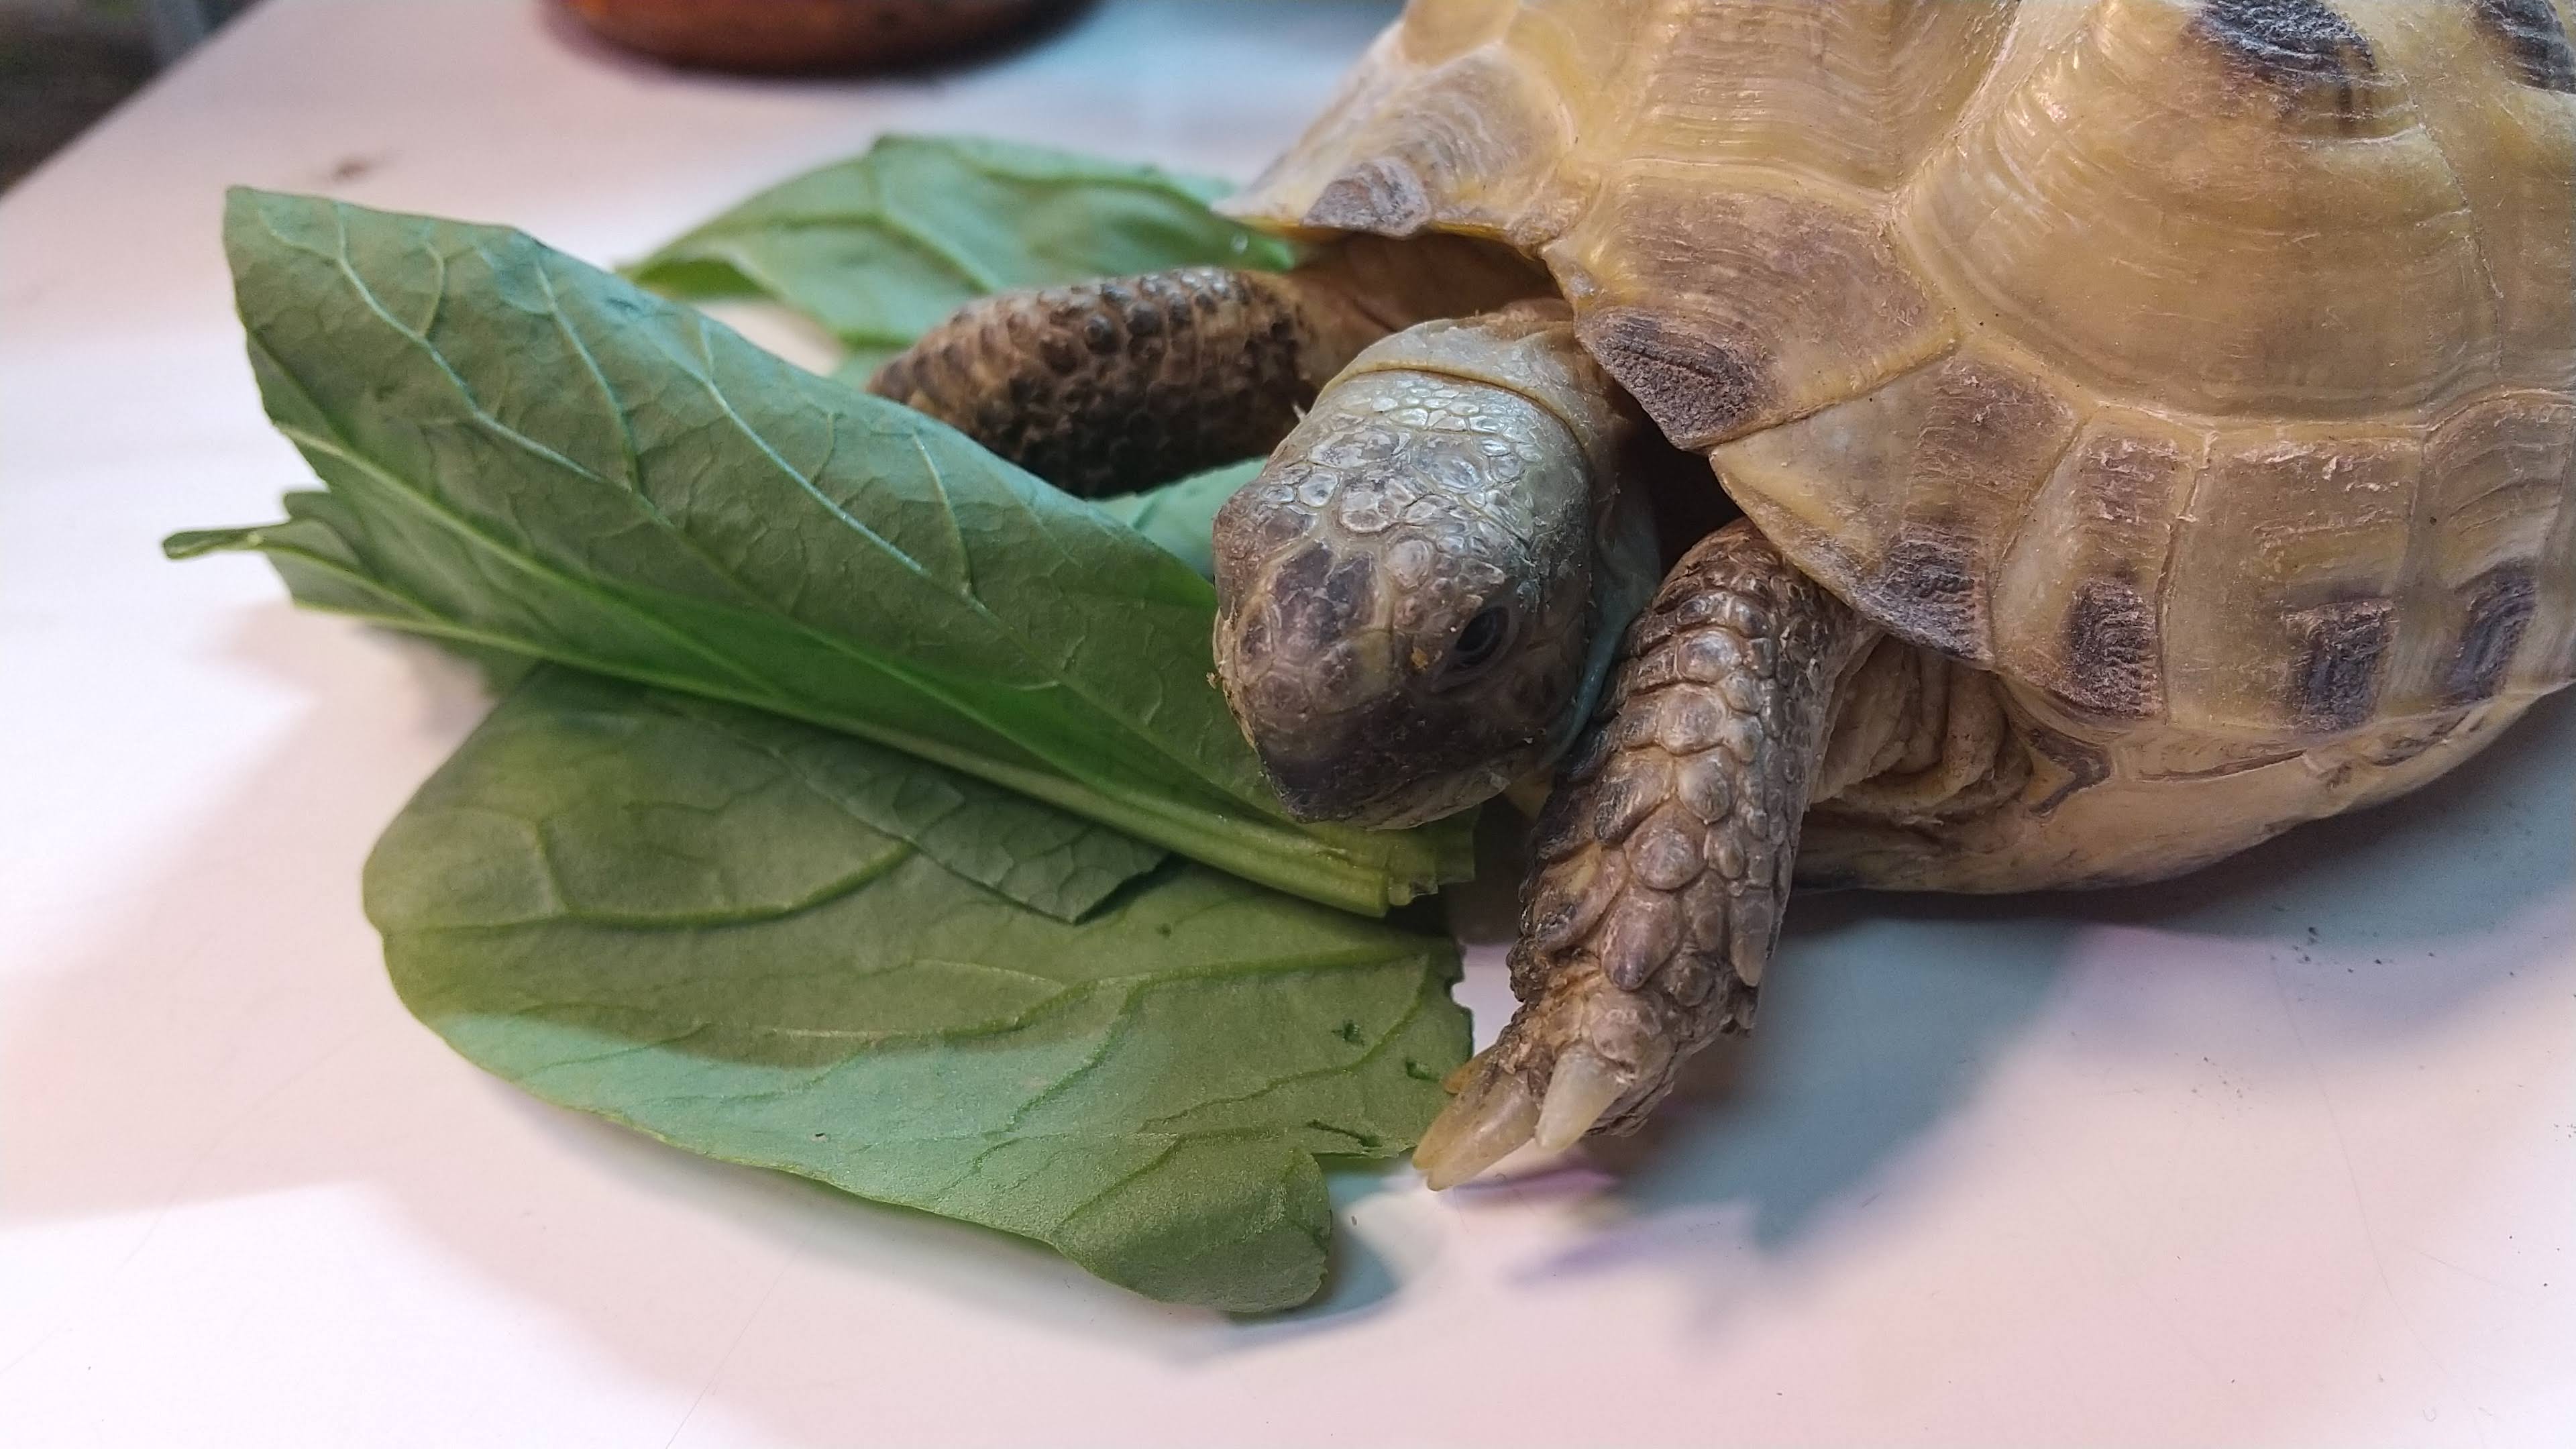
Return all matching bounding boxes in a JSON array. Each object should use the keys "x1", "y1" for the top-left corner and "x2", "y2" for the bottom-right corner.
[
  {"x1": 373, "y1": 668, "x2": 1468, "y2": 1313},
  {"x1": 181, "y1": 188, "x2": 1469, "y2": 913},
  {"x1": 369, "y1": 667, "x2": 1163, "y2": 921},
  {"x1": 628, "y1": 134, "x2": 1299, "y2": 372},
  {"x1": 1093, "y1": 459, "x2": 1259, "y2": 581},
  {"x1": 170, "y1": 491, "x2": 545, "y2": 692},
  {"x1": 830, "y1": 346, "x2": 908, "y2": 392}
]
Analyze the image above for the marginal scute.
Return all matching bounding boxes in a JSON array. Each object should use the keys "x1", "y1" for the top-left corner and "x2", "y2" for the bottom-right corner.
[
  {"x1": 1552, "y1": 173, "x2": 1951, "y2": 447},
  {"x1": 2163, "y1": 428, "x2": 2420, "y2": 736},
  {"x1": 1307, "y1": 159, "x2": 1436, "y2": 235},
  {"x1": 2404, "y1": 393, "x2": 2576, "y2": 709},
  {"x1": 1577, "y1": 308, "x2": 1769, "y2": 449},
  {"x1": 1230, "y1": 19, "x2": 1571, "y2": 245},
  {"x1": 1716, "y1": 347, "x2": 2078, "y2": 666},
  {"x1": 1993, "y1": 415, "x2": 2205, "y2": 721}
]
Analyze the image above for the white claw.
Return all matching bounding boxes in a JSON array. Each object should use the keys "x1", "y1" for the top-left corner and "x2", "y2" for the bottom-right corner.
[
  {"x1": 1413, "y1": 1067, "x2": 1539, "y2": 1191},
  {"x1": 1535, "y1": 1049, "x2": 1627, "y2": 1153}
]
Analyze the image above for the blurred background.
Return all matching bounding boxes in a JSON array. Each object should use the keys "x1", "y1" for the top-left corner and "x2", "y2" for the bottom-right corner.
[
  {"x1": 1, "y1": 0, "x2": 1102, "y2": 191},
  {"x1": 1, "y1": 0, "x2": 262, "y2": 188}
]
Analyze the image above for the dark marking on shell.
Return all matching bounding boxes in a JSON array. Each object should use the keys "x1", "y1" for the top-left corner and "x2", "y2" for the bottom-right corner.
[
  {"x1": 1577, "y1": 307, "x2": 1770, "y2": 449},
  {"x1": 1305, "y1": 158, "x2": 1434, "y2": 235},
  {"x1": 2469, "y1": 0, "x2": 2576, "y2": 90},
  {"x1": 2141, "y1": 747, "x2": 2304, "y2": 782},
  {"x1": 2192, "y1": 0, "x2": 2383, "y2": 125},
  {"x1": 2195, "y1": 0, "x2": 2377, "y2": 83},
  {"x1": 2024, "y1": 724, "x2": 2110, "y2": 818},
  {"x1": 2443, "y1": 564, "x2": 2539, "y2": 703},
  {"x1": 2287, "y1": 598, "x2": 2396, "y2": 733},
  {"x1": 2057, "y1": 576, "x2": 2161, "y2": 720},
  {"x1": 2362, "y1": 709, "x2": 2471, "y2": 767},
  {"x1": 1872, "y1": 528, "x2": 1990, "y2": 663}
]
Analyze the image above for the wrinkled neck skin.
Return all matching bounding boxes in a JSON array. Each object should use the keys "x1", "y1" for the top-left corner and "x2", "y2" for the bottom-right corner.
[{"x1": 1212, "y1": 302, "x2": 1658, "y2": 828}]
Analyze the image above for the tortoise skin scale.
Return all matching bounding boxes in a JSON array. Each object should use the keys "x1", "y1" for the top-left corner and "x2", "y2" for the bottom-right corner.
[
  {"x1": 868, "y1": 267, "x2": 1376, "y2": 499},
  {"x1": 1494, "y1": 524, "x2": 1873, "y2": 1134}
]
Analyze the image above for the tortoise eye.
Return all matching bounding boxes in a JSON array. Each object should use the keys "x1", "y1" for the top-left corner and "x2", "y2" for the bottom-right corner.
[{"x1": 1442, "y1": 606, "x2": 1514, "y2": 681}]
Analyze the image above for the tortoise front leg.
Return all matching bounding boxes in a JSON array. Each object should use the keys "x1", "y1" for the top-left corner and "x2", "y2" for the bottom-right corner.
[{"x1": 1415, "y1": 521, "x2": 1876, "y2": 1188}]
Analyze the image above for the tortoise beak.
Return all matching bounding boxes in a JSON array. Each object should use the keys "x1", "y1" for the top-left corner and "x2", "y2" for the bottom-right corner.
[
  {"x1": 1256, "y1": 741, "x2": 1414, "y2": 826},
  {"x1": 1231, "y1": 686, "x2": 1534, "y2": 829},
  {"x1": 1247, "y1": 711, "x2": 1472, "y2": 827}
]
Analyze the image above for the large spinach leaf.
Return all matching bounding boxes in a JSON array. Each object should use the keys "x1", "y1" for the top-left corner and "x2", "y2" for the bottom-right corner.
[
  {"x1": 172, "y1": 189, "x2": 1467, "y2": 912},
  {"x1": 365, "y1": 668, "x2": 1164, "y2": 922},
  {"x1": 375, "y1": 668, "x2": 1466, "y2": 1312},
  {"x1": 627, "y1": 134, "x2": 1297, "y2": 384}
]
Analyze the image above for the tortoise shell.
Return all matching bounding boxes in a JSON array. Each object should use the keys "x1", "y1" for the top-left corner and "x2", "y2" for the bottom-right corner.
[{"x1": 1226, "y1": 0, "x2": 2576, "y2": 741}]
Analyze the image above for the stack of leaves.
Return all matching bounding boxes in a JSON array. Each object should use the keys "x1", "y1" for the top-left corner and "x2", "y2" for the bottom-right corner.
[
  {"x1": 627, "y1": 133, "x2": 1300, "y2": 385},
  {"x1": 168, "y1": 138, "x2": 1475, "y2": 1313}
]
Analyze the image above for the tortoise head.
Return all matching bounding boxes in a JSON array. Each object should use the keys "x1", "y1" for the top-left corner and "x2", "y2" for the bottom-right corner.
[{"x1": 1212, "y1": 336, "x2": 1653, "y2": 829}]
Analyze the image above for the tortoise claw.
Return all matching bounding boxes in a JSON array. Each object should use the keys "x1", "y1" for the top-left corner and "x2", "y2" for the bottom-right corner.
[
  {"x1": 1413, "y1": 1054, "x2": 1538, "y2": 1189},
  {"x1": 1534, "y1": 1048, "x2": 1629, "y2": 1152}
]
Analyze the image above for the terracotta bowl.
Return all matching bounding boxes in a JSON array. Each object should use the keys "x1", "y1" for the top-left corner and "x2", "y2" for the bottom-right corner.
[{"x1": 557, "y1": 0, "x2": 1073, "y2": 73}]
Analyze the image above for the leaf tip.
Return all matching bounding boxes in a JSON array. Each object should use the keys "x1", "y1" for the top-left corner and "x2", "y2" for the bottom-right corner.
[
  {"x1": 162, "y1": 526, "x2": 256, "y2": 561},
  {"x1": 220, "y1": 183, "x2": 302, "y2": 233}
]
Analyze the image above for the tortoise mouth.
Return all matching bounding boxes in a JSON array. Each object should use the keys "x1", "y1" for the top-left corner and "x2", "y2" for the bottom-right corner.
[
  {"x1": 1239, "y1": 690, "x2": 1544, "y2": 828},
  {"x1": 1264, "y1": 755, "x2": 1523, "y2": 830},
  {"x1": 1259, "y1": 747, "x2": 1527, "y2": 830}
]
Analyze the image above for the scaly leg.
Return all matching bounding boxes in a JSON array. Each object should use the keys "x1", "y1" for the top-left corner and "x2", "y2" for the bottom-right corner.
[
  {"x1": 869, "y1": 266, "x2": 1385, "y2": 496},
  {"x1": 869, "y1": 239, "x2": 1546, "y2": 496},
  {"x1": 1415, "y1": 521, "x2": 1876, "y2": 1188}
]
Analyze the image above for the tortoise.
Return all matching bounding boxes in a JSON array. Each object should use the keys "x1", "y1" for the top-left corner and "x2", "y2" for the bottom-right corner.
[{"x1": 872, "y1": 0, "x2": 2576, "y2": 1189}]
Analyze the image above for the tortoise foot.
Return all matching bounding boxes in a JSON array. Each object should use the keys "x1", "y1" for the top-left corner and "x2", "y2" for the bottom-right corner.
[
  {"x1": 1413, "y1": 973, "x2": 1682, "y2": 1188},
  {"x1": 1416, "y1": 522, "x2": 1872, "y2": 1188}
]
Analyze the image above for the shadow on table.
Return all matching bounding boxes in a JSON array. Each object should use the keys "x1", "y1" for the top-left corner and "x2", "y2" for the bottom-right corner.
[
  {"x1": 1438, "y1": 682, "x2": 2574, "y2": 1319},
  {"x1": 4, "y1": 596, "x2": 2567, "y2": 1430}
]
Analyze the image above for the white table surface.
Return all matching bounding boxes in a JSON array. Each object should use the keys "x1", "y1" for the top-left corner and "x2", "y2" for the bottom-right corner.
[{"x1": 4, "y1": 3, "x2": 2573, "y2": 1444}]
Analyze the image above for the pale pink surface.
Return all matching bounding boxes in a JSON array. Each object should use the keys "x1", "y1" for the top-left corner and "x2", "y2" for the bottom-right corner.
[{"x1": 1, "y1": 3, "x2": 2571, "y2": 1444}]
